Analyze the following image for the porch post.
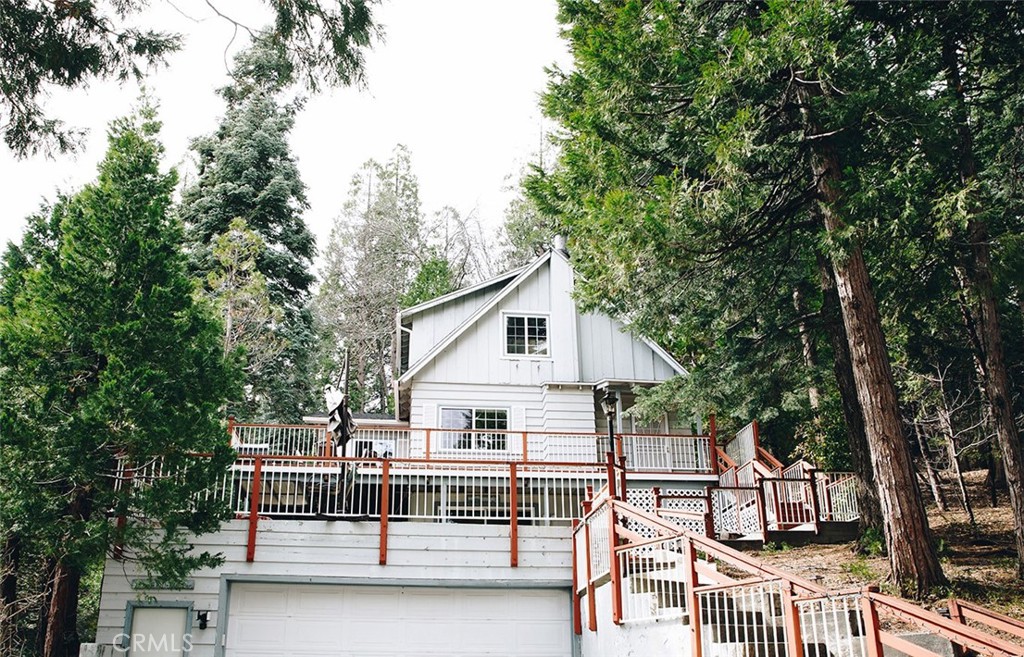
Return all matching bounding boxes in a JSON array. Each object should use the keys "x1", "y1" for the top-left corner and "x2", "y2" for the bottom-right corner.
[
  {"x1": 709, "y1": 414, "x2": 719, "y2": 475},
  {"x1": 582, "y1": 499, "x2": 597, "y2": 632},
  {"x1": 379, "y1": 459, "x2": 390, "y2": 565},
  {"x1": 571, "y1": 519, "x2": 583, "y2": 636},
  {"x1": 246, "y1": 456, "x2": 263, "y2": 563},
  {"x1": 683, "y1": 537, "x2": 702, "y2": 657},
  {"x1": 861, "y1": 587, "x2": 884, "y2": 657},
  {"x1": 510, "y1": 462, "x2": 519, "y2": 567},
  {"x1": 781, "y1": 580, "x2": 805, "y2": 657}
]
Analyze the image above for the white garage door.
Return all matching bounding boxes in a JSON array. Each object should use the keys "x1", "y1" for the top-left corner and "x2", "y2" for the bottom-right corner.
[{"x1": 225, "y1": 583, "x2": 571, "y2": 657}]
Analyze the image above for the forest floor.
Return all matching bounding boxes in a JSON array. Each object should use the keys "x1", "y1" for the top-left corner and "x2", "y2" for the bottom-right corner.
[{"x1": 755, "y1": 470, "x2": 1024, "y2": 620}]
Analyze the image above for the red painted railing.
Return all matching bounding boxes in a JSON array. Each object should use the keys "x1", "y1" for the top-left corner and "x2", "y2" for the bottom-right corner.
[
  {"x1": 229, "y1": 421, "x2": 716, "y2": 472},
  {"x1": 574, "y1": 460, "x2": 1024, "y2": 657}
]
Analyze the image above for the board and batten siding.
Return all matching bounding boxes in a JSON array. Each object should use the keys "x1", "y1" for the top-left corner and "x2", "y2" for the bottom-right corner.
[
  {"x1": 95, "y1": 520, "x2": 572, "y2": 657},
  {"x1": 406, "y1": 279, "x2": 508, "y2": 367},
  {"x1": 576, "y1": 311, "x2": 679, "y2": 383},
  {"x1": 408, "y1": 253, "x2": 679, "y2": 393}
]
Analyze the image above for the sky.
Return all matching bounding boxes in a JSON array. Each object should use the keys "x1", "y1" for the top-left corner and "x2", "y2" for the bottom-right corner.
[{"x1": 0, "y1": 0, "x2": 571, "y2": 270}]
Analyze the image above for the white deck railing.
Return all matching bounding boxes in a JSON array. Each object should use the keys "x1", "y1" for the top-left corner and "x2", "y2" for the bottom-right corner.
[
  {"x1": 229, "y1": 423, "x2": 715, "y2": 473},
  {"x1": 215, "y1": 456, "x2": 608, "y2": 524}
]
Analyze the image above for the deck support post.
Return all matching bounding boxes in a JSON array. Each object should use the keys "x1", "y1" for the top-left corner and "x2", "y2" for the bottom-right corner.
[
  {"x1": 702, "y1": 487, "x2": 715, "y2": 538},
  {"x1": 808, "y1": 470, "x2": 822, "y2": 533},
  {"x1": 582, "y1": 499, "x2": 597, "y2": 632},
  {"x1": 608, "y1": 500, "x2": 622, "y2": 625},
  {"x1": 683, "y1": 538, "x2": 701, "y2": 657},
  {"x1": 755, "y1": 483, "x2": 769, "y2": 541},
  {"x1": 781, "y1": 580, "x2": 804, "y2": 657},
  {"x1": 571, "y1": 519, "x2": 582, "y2": 635},
  {"x1": 510, "y1": 463, "x2": 519, "y2": 567},
  {"x1": 379, "y1": 460, "x2": 390, "y2": 565},
  {"x1": 709, "y1": 414, "x2": 719, "y2": 475},
  {"x1": 246, "y1": 456, "x2": 263, "y2": 563},
  {"x1": 861, "y1": 586, "x2": 884, "y2": 657}
]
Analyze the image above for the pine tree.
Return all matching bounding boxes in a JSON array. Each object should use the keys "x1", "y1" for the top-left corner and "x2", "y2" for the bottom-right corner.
[
  {"x1": 531, "y1": 0, "x2": 947, "y2": 595},
  {"x1": 317, "y1": 146, "x2": 424, "y2": 413},
  {"x1": 0, "y1": 106, "x2": 240, "y2": 657},
  {"x1": 181, "y1": 34, "x2": 317, "y2": 422}
]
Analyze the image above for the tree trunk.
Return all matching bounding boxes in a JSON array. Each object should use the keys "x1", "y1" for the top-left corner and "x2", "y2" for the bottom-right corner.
[
  {"x1": 818, "y1": 254, "x2": 883, "y2": 531},
  {"x1": 36, "y1": 557, "x2": 56, "y2": 656},
  {"x1": 43, "y1": 560, "x2": 82, "y2": 657},
  {"x1": 984, "y1": 438, "x2": 1004, "y2": 507},
  {"x1": 938, "y1": 408, "x2": 977, "y2": 534},
  {"x1": 944, "y1": 38, "x2": 1024, "y2": 578},
  {"x1": 798, "y1": 80, "x2": 944, "y2": 596},
  {"x1": 42, "y1": 490, "x2": 91, "y2": 657},
  {"x1": 913, "y1": 420, "x2": 946, "y2": 511},
  {"x1": 793, "y1": 286, "x2": 821, "y2": 410}
]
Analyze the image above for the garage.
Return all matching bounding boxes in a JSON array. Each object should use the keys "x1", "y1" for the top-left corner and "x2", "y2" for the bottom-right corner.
[{"x1": 224, "y1": 583, "x2": 572, "y2": 657}]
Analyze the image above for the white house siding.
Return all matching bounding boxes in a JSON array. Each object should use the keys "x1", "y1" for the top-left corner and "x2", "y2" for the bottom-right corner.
[
  {"x1": 541, "y1": 385, "x2": 596, "y2": 434},
  {"x1": 406, "y1": 280, "x2": 507, "y2": 367},
  {"x1": 410, "y1": 381, "x2": 544, "y2": 430},
  {"x1": 95, "y1": 520, "x2": 572, "y2": 657},
  {"x1": 576, "y1": 312, "x2": 679, "y2": 383},
  {"x1": 414, "y1": 265, "x2": 562, "y2": 388}
]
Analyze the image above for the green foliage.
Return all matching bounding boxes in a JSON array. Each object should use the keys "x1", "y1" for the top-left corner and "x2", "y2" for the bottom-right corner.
[
  {"x1": 0, "y1": 2, "x2": 378, "y2": 156},
  {"x1": 761, "y1": 541, "x2": 792, "y2": 554},
  {"x1": 843, "y1": 557, "x2": 877, "y2": 582},
  {"x1": 858, "y1": 527, "x2": 886, "y2": 558},
  {"x1": 402, "y1": 256, "x2": 458, "y2": 309},
  {"x1": 0, "y1": 106, "x2": 240, "y2": 650},
  {"x1": 181, "y1": 37, "x2": 318, "y2": 422}
]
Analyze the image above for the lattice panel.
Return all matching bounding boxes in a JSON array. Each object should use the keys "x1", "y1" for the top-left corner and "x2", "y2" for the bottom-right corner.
[{"x1": 626, "y1": 487, "x2": 708, "y2": 536}]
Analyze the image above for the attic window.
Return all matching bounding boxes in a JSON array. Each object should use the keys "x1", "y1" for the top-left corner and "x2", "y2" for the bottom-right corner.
[{"x1": 505, "y1": 314, "x2": 549, "y2": 357}]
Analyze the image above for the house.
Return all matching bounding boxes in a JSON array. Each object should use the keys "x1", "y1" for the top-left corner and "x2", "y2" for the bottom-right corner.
[
  {"x1": 394, "y1": 246, "x2": 692, "y2": 441},
  {"x1": 88, "y1": 247, "x2": 861, "y2": 657}
]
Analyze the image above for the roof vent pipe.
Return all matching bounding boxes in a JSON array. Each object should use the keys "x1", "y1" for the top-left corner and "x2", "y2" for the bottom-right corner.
[{"x1": 553, "y1": 234, "x2": 568, "y2": 255}]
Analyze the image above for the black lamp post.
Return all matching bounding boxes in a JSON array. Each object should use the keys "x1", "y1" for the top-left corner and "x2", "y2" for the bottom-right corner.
[{"x1": 601, "y1": 389, "x2": 618, "y2": 454}]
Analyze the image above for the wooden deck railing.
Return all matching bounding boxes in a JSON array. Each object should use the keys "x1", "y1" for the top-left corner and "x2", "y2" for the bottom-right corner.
[
  {"x1": 574, "y1": 458, "x2": 1024, "y2": 657},
  {"x1": 228, "y1": 421, "x2": 716, "y2": 473}
]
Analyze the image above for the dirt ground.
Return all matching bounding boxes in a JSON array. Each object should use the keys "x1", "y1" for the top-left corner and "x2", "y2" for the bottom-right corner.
[{"x1": 753, "y1": 470, "x2": 1024, "y2": 619}]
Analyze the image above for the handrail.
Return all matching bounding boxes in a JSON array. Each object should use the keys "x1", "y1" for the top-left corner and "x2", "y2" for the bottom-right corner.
[
  {"x1": 576, "y1": 472, "x2": 1018, "y2": 657},
  {"x1": 869, "y1": 591, "x2": 1024, "y2": 657},
  {"x1": 232, "y1": 421, "x2": 712, "y2": 439},
  {"x1": 593, "y1": 496, "x2": 826, "y2": 595},
  {"x1": 950, "y1": 598, "x2": 1024, "y2": 642}
]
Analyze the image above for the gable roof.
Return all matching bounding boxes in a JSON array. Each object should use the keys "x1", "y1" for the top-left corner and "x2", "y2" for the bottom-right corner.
[
  {"x1": 400, "y1": 266, "x2": 526, "y2": 319},
  {"x1": 397, "y1": 248, "x2": 688, "y2": 385},
  {"x1": 397, "y1": 251, "x2": 553, "y2": 385}
]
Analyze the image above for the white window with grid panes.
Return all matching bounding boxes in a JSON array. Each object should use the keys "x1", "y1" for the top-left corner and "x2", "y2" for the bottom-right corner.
[
  {"x1": 504, "y1": 313, "x2": 549, "y2": 358},
  {"x1": 439, "y1": 407, "x2": 509, "y2": 451}
]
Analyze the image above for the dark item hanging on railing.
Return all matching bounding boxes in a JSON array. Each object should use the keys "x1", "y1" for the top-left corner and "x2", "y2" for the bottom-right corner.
[{"x1": 325, "y1": 348, "x2": 356, "y2": 457}]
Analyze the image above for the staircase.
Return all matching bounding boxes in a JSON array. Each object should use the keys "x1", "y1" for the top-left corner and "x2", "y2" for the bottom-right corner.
[
  {"x1": 704, "y1": 420, "x2": 860, "y2": 546},
  {"x1": 574, "y1": 466, "x2": 1024, "y2": 657}
]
